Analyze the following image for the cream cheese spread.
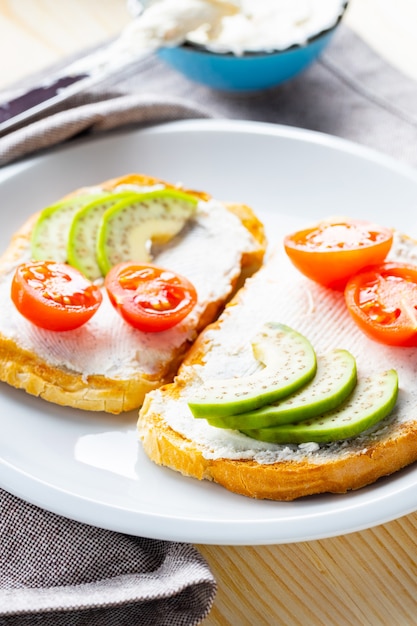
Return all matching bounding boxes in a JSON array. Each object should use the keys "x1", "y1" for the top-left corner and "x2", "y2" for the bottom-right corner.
[
  {"x1": 177, "y1": 0, "x2": 346, "y2": 54},
  {"x1": 68, "y1": 0, "x2": 346, "y2": 80},
  {"x1": 66, "y1": 0, "x2": 240, "y2": 78},
  {"x1": 146, "y1": 231, "x2": 417, "y2": 464},
  {"x1": 124, "y1": 0, "x2": 240, "y2": 50},
  {"x1": 0, "y1": 196, "x2": 258, "y2": 379}
]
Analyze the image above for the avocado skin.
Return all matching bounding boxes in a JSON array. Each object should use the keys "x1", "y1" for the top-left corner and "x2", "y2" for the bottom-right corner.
[
  {"x1": 241, "y1": 369, "x2": 398, "y2": 444},
  {"x1": 206, "y1": 349, "x2": 357, "y2": 430},
  {"x1": 188, "y1": 323, "x2": 317, "y2": 418}
]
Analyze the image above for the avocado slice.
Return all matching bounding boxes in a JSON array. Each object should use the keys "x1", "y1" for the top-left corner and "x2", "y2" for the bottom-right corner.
[
  {"x1": 67, "y1": 192, "x2": 139, "y2": 281},
  {"x1": 188, "y1": 323, "x2": 317, "y2": 418},
  {"x1": 31, "y1": 193, "x2": 105, "y2": 263},
  {"x1": 96, "y1": 189, "x2": 198, "y2": 276},
  {"x1": 241, "y1": 369, "x2": 398, "y2": 444},
  {"x1": 205, "y1": 349, "x2": 357, "y2": 430}
]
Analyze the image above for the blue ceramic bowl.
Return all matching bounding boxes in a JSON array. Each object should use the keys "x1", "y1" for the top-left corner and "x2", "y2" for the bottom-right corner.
[{"x1": 157, "y1": 3, "x2": 348, "y2": 92}]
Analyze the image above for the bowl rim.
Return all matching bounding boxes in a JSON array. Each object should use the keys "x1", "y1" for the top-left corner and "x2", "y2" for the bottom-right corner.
[{"x1": 175, "y1": 0, "x2": 349, "y2": 58}]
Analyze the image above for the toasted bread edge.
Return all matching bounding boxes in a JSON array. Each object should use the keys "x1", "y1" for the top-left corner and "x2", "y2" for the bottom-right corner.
[{"x1": 0, "y1": 173, "x2": 266, "y2": 414}]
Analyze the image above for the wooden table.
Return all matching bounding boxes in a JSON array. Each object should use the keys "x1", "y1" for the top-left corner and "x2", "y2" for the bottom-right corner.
[{"x1": 2, "y1": 1, "x2": 417, "y2": 624}]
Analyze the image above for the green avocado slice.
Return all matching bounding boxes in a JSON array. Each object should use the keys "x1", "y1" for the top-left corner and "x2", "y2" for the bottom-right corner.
[
  {"x1": 205, "y1": 349, "x2": 357, "y2": 430},
  {"x1": 96, "y1": 189, "x2": 198, "y2": 276},
  {"x1": 241, "y1": 369, "x2": 398, "y2": 444},
  {"x1": 67, "y1": 192, "x2": 139, "y2": 281},
  {"x1": 31, "y1": 193, "x2": 105, "y2": 263},
  {"x1": 188, "y1": 323, "x2": 317, "y2": 418}
]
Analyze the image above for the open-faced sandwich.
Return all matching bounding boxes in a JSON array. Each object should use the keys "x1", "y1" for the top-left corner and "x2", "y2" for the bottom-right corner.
[
  {"x1": 0, "y1": 173, "x2": 266, "y2": 413},
  {"x1": 138, "y1": 218, "x2": 417, "y2": 500}
]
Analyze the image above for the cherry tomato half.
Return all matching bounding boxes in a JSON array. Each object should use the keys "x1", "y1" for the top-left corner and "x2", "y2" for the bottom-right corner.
[
  {"x1": 11, "y1": 261, "x2": 102, "y2": 331},
  {"x1": 284, "y1": 219, "x2": 393, "y2": 290},
  {"x1": 104, "y1": 263, "x2": 197, "y2": 332},
  {"x1": 345, "y1": 262, "x2": 417, "y2": 346}
]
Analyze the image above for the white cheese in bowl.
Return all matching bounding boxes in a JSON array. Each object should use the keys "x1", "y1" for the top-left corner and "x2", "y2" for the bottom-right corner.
[{"x1": 186, "y1": 0, "x2": 348, "y2": 54}]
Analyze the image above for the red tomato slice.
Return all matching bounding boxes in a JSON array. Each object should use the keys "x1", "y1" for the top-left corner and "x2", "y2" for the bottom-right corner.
[
  {"x1": 105, "y1": 263, "x2": 197, "y2": 332},
  {"x1": 11, "y1": 261, "x2": 102, "y2": 331},
  {"x1": 284, "y1": 219, "x2": 393, "y2": 290},
  {"x1": 344, "y1": 262, "x2": 417, "y2": 346}
]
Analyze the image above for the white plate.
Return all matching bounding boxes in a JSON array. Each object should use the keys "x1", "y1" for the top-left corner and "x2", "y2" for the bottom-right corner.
[{"x1": 2, "y1": 119, "x2": 417, "y2": 546}]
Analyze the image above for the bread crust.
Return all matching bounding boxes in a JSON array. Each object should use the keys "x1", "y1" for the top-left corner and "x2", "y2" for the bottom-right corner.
[
  {"x1": 137, "y1": 232, "x2": 417, "y2": 500},
  {"x1": 139, "y1": 403, "x2": 417, "y2": 500},
  {"x1": 0, "y1": 174, "x2": 266, "y2": 413}
]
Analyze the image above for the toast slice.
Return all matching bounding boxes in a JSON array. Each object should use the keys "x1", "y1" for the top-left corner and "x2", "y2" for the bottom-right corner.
[
  {"x1": 0, "y1": 174, "x2": 266, "y2": 413},
  {"x1": 138, "y1": 231, "x2": 417, "y2": 500}
]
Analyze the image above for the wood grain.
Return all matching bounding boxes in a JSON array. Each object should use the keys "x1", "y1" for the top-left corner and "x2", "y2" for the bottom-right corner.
[
  {"x1": 199, "y1": 513, "x2": 417, "y2": 625},
  {"x1": 344, "y1": 0, "x2": 417, "y2": 81},
  {"x1": 0, "y1": 0, "x2": 130, "y2": 88}
]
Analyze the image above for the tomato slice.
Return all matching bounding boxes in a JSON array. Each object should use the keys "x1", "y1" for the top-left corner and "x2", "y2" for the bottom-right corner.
[
  {"x1": 11, "y1": 261, "x2": 103, "y2": 331},
  {"x1": 344, "y1": 262, "x2": 417, "y2": 346},
  {"x1": 104, "y1": 262, "x2": 197, "y2": 332},
  {"x1": 284, "y1": 219, "x2": 393, "y2": 290}
]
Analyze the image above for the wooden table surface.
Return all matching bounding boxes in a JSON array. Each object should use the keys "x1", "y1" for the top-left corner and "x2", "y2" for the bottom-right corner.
[{"x1": 2, "y1": 1, "x2": 417, "y2": 624}]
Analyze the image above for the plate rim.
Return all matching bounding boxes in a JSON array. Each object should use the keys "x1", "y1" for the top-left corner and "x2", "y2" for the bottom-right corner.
[
  {"x1": 3, "y1": 118, "x2": 417, "y2": 187},
  {"x1": 2, "y1": 118, "x2": 417, "y2": 545}
]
